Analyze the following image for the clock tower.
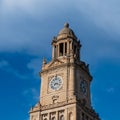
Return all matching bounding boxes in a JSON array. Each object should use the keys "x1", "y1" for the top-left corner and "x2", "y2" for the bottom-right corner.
[{"x1": 29, "y1": 23, "x2": 100, "y2": 120}]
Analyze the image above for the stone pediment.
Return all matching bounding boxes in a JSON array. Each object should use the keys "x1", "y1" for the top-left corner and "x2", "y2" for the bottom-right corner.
[
  {"x1": 48, "y1": 59, "x2": 64, "y2": 68},
  {"x1": 30, "y1": 102, "x2": 41, "y2": 113}
]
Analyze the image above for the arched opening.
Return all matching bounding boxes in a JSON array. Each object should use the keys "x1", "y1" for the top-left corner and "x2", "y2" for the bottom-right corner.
[
  {"x1": 60, "y1": 115, "x2": 64, "y2": 120},
  {"x1": 59, "y1": 43, "x2": 64, "y2": 56},
  {"x1": 59, "y1": 42, "x2": 67, "y2": 57},
  {"x1": 52, "y1": 117, "x2": 56, "y2": 120}
]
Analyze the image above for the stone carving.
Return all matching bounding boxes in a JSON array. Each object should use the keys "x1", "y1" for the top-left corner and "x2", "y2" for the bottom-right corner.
[
  {"x1": 52, "y1": 95, "x2": 59, "y2": 103},
  {"x1": 68, "y1": 107, "x2": 74, "y2": 113}
]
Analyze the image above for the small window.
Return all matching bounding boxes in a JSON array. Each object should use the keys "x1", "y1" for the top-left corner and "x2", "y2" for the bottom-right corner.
[
  {"x1": 60, "y1": 115, "x2": 64, "y2": 120},
  {"x1": 52, "y1": 117, "x2": 56, "y2": 120}
]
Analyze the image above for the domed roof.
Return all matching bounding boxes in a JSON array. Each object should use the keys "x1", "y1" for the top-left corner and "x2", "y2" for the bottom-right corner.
[{"x1": 58, "y1": 23, "x2": 77, "y2": 39}]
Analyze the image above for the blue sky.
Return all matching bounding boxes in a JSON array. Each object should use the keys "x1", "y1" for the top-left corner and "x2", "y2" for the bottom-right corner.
[{"x1": 0, "y1": 0, "x2": 120, "y2": 120}]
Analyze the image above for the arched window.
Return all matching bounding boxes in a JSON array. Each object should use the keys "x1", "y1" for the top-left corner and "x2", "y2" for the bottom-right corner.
[
  {"x1": 44, "y1": 118, "x2": 47, "y2": 120},
  {"x1": 52, "y1": 117, "x2": 56, "y2": 120},
  {"x1": 60, "y1": 115, "x2": 64, "y2": 120},
  {"x1": 69, "y1": 112, "x2": 73, "y2": 120},
  {"x1": 59, "y1": 43, "x2": 64, "y2": 56}
]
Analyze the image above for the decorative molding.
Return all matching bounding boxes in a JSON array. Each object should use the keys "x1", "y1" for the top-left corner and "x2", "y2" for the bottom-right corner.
[
  {"x1": 48, "y1": 59, "x2": 64, "y2": 68},
  {"x1": 52, "y1": 95, "x2": 59, "y2": 100},
  {"x1": 68, "y1": 107, "x2": 74, "y2": 113},
  {"x1": 41, "y1": 99, "x2": 76, "y2": 111},
  {"x1": 76, "y1": 101, "x2": 100, "y2": 119}
]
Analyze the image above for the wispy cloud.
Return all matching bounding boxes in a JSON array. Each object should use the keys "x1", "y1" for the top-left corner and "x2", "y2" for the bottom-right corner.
[
  {"x1": 0, "y1": 0, "x2": 72, "y2": 15},
  {"x1": 1, "y1": 0, "x2": 38, "y2": 13},
  {"x1": 1, "y1": 0, "x2": 120, "y2": 36},
  {"x1": 0, "y1": 60, "x2": 28, "y2": 79},
  {"x1": 0, "y1": 0, "x2": 120, "y2": 63},
  {"x1": 2, "y1": 0, "x2": 119, "y2": 36},
  {"x1": 27, "y1": 58, "x2": 42, "y2": 79},
  {"x1": 23, "y1": 88, "x2": 39, "y2": 102},
  {"x1": 76, "y1": 0, "x2": 120, "y2": 36}
]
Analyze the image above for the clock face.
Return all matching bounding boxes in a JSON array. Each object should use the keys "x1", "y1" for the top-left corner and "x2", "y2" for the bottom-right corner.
[
  {"x1": 49, "y1": 76, "x2": 63, "y2": 91},
  {"x1": 80, "y1": 80, "x2": 87, "y2": 95}
]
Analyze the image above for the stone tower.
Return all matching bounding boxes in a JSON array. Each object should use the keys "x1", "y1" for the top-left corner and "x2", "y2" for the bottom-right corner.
[{"x1": 29, "y1": 23, "x2": 100, "y2": 120}]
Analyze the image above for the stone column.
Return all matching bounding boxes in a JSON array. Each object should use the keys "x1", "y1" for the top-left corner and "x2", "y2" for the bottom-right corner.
[
  {"x1": 70, "y1": 41, "x2": 72, "y2": 54},
  {"x1": 48, "y1": 112, "x2": 50, "y2": 120},
  {"x1": 65, "y1": 108, "x2": 68, "y2": 120},
  {"x1": 63, "y1": 42, "x2": 65, "y2": 56},
  {"x1": 67, "y1": 41, "x2": 70, "y2": 55},
  {"x1": 52, "y1": 45, "x2": 55, "y2": 58},
  {"x1": 56, "y1": 111, "x2": 58, "y2": 120},
  {"x1": 58, "y1": 44, "x2": 59, "y2": 57}
]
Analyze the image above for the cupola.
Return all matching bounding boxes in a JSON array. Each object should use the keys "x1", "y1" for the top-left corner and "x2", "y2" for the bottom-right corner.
[
  {"x1": 57, "y1": 23, "x2": 77, "y2": 41},
  {"x1": 52, "y1": 23, "x2": 81, "y2": 61}
]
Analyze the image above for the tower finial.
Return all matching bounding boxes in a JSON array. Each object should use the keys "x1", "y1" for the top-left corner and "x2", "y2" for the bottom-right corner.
[
  {"x1": 43, "y1": 58, "x2": 47, "y2": 65},
  {"x1": 64, "y1": 23, "x2": 69, "y2": 28}
]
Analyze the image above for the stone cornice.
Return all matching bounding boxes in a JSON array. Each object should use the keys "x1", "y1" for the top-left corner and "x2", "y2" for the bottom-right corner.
[
  {"x1": 77, "y1": 101, "x2": 100, "y2": 119},
  {"x1": 74, "y1": 61, "x2": 93, "y2": 81},
  {"x1": 41, "y1": 100, "x2": 76, "y2": 111},
  {"x1": 30, "y1": 99, "x2": 76, "y2": 113},
  {"x1": 40, "y1": 60, "x2": 92, "y2": 80}
]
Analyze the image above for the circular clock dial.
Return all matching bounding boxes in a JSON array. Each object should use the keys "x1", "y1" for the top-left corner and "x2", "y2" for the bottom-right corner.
[
  {"x1": 49, "y1": 76, "x2": 63, "y2": 90},
  {"x1": 80, "y1": 80, "x2": 87, "y2": 95}
]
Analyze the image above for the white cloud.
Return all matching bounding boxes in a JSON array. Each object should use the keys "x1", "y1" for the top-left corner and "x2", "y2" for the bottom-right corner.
[
  {"x1": 0, "y1": 0, "x2": 120, "y2": 62},
  {"x1": 23, "y1": 88, "x2": 39, "y2": 102},
  {"x1": 1, "y1": 0, "x2": 37, "y2": 13},
  {"x1": 0, "y1": 0, "x2": 72, "y2": 15},
  {"x1": 76, "y1": 0, "x2": 120, "y2": 36},
  {"x1": 31, "y1": 88, "x2": 40, "y2": 101},
  {"x1": 1, "y1": 0, "x2": 120, "y2": 35},
  {"x1": 0, "y1": 60, "x2": 28, "y2": 79},
  {"x1": 27, "y1": 58, "x2": 42, "y2": 79}
]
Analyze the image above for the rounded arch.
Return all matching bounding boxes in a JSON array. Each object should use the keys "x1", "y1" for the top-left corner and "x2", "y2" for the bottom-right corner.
[
  {"x1": 69, "y1": 112, "x2": 73, "y2": 120},
  {"x1": 60, "y1": 115, "x2": 64, "y2": 120},
  {"x1": 52, "y1": 117, "x2": 56, "y2": 120}
]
